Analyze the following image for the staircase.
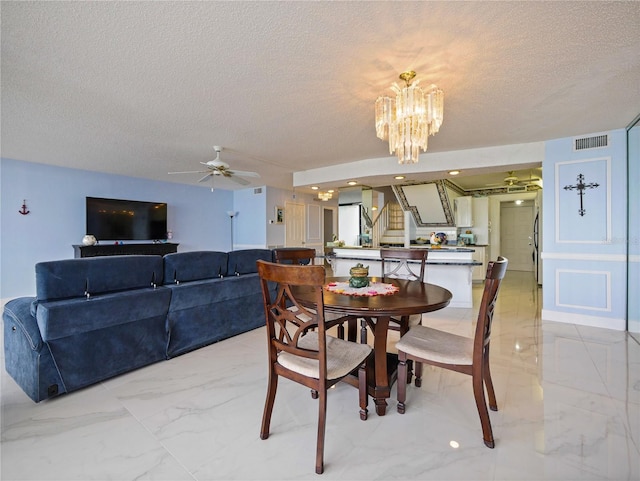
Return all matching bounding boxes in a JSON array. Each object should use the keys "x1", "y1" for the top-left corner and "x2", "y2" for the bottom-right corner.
[{"x1": 371, "y1": 202, "x2": 405, "y2": 247}]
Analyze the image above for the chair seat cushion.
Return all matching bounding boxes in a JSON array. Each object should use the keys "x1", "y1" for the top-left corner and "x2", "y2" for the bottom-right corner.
[
  {"x1": 278, "y1": 333, "x2": 372, "y2": 380},
  {"x1": 396, "y1": 325, "x2": 473, "y2": 365}
]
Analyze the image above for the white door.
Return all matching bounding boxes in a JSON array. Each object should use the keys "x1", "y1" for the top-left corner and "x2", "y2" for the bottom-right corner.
[
  {"x1": 500, "y1": 203, "x2": 534, "y2": 271},
  {"x1": 285, "y1": 201, "x2": 306, "y2": 247},
  {"x1": 305, "y1": 203, "x2": 323, "y2": 254}
]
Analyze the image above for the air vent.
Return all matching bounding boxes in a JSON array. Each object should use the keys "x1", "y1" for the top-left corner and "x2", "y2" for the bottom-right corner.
[
  {"x1": 507, "y1": 185, "x2": 527, "y2": 193},
  {"x1": 253, "y1": 188, "x2": 262, "y2": 194},
  {"x1": 573, "y1": 133, "x2": 609, "y2": 151}
]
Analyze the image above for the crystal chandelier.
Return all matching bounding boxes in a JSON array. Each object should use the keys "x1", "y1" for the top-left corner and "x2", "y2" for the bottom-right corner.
[
  {"x1": 317, "y1": 191, "x2": 332, "y2": 201},
  {"x1": 375, "y1": 71, "x2": 444, "y2": 164}
]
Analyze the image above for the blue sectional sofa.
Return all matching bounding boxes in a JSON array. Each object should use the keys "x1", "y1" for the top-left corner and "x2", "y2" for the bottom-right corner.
[{"x1": 2, "y1": 249, "x2": 274, "y2": 402}]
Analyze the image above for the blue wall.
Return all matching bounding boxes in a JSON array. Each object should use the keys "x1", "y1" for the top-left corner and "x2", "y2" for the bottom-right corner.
[
  {"x1": 542, "y1": 129, "x2": 628, "y2": 330},
  {"x1": 1, "y1": 158, "x2": 237, "y2": 299},
  {"x1": 233, "y1": 187, "x2": 267, "y2": 249}
]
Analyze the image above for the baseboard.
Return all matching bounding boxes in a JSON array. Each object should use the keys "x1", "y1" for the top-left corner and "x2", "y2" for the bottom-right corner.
[{"x1": 541, "y1": 309, "x2": 626, "y2": 331}]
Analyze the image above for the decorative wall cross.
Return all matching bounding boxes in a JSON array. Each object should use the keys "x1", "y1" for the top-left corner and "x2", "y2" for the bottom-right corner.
[{"x1": 563, "y1": 173, "x2": 599, "y2": 216}]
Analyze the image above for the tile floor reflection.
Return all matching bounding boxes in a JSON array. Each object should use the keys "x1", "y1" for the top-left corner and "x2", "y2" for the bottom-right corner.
[{"x1": 1, "y1": 271, "x2": 638, "y2": 480}]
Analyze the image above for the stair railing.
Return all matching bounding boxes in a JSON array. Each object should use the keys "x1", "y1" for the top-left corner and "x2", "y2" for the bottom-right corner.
[{"x1": 371, "y1": 201, "x2": 391, "y2": 248}]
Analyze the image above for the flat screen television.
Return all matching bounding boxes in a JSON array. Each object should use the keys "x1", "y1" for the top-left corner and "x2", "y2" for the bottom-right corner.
[{"x1": 86, "y1": 197, "x2": 168, "y2": 241}]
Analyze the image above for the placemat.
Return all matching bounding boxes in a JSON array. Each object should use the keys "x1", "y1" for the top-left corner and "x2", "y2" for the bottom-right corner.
[{"x1": 324, "y1": 281, "x2": 399, "y2": 297}]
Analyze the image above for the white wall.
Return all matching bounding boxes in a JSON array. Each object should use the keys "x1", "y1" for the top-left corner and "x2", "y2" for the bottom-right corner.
[{"x1": 1, "y1": 158, "x2": 235, "y2": 300}]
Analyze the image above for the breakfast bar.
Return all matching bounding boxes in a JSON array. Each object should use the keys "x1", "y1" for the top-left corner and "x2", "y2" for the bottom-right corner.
[{"x1": 327, "y1": 246, "x2": 481, "y2": 308}]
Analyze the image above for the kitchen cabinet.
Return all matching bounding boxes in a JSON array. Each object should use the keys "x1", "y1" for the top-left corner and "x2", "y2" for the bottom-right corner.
[
  {"x1": 455, "y1": 196, "x2": 473, "y2": 227},
  {"x1": 471, "y1": 246, "x2": 488, "y2": 281}
]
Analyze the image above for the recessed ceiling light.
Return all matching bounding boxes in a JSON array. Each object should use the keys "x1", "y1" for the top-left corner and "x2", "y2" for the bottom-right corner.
[
  {"x1": 311, "y1": 186, "x2": 319, "y2": 190},
  {"x1": 394, "y1": 175, "x2": 405, "y2": 180},
  {"x1": 347, "y1": 181, "x2": 358, "y2": 186},
  {"x1": 448, "y1": 170, "x2": 460, "y2": 176},
  {"x1": 327, "y1": 189, "x2": 335, "y2": 193}
]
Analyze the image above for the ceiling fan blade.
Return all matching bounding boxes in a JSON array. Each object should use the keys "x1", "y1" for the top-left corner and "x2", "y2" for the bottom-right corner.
[
  {"x1": 169, "y1": 146, "x2": 259, "y2": 187},
  {"x1": 168, "y1": 170, "x2": 209, "y2": 175},
  {"x1": 228, "y1": 175, "x2": 250, "y2": 186},
  {"x1": 230, "y1": 170, "x2": 260, "y2": 178},
  {"x1": 197, "y1": 173, "x2": 214, "y2": 183}
]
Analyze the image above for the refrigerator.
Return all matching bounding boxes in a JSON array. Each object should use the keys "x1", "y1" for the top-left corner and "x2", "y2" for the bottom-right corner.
[{"x1": 533, "y1": 191, "x2": 542, "y2": 285}]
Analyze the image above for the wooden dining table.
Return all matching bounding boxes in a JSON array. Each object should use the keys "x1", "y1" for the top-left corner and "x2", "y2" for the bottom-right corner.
[{"x1": 294, "y1": 276, "x2": 452, "y2": 416}]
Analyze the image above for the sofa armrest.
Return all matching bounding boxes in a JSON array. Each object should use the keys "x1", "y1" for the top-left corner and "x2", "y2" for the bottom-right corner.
[{"x1": 2, "y1": 297, "x2": 43, "y2": 351}]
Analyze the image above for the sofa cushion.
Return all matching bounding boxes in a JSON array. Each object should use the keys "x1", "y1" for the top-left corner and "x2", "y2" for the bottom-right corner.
[
  {"x1": 165, "y1": 274, "x2": 264, "y2": 357},
  {"x1": 36, "y1": 287, "x2": 172, "y2": 341},
  {"x1": 36, "y1": 255, "x2": 165, "y2": 301},
  {"x1": 227, "y1": 249, "x2": 273, "y2": 275},
  {"x1": 163, "y1": 251, "x2": 228, "y2": 283}
]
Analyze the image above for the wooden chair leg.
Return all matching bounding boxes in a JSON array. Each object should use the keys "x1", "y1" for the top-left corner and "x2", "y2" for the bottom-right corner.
[
  {"x1": 260, "y1": 371, "x2": 278, "y2": 440},
  {"x1": 397, "y1": 352, "x2": 408, "y2": 414},
  {"x1": 399, "y1": 317, "x2": 413, "y2": 384},
  {"x1": 358, "y1": 363, "x2": 368, "y2": 420},
  {"x1": 414, "y1": 360, "x2": 423, "y2": 388},
  {"x1": 483, "y1": 352, "x2": 498, "y2": 411},
  {"x1": 347, "y1": 317, "x2": 357, "y2": 342},
  {"x1": 360, "y1": 318, "x2": 368, "y2": 344},
  {"x1": 316, "y1": 389, "x2": 328, "y2": 474},
  {"x1": 472, "y1": 368, "x2": 495, "y2": 448}
]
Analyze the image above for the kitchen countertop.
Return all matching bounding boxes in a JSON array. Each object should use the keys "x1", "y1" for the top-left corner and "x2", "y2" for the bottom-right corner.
[
  {"x1": 329, "y1": 245, "x2": 477, "y2": 252},
  {"x1": 326, "y1": 246, "x2": 482, "y2": 266},
  {"x1": 327, "y1": 256, "x2": 481, "y2": 267}
]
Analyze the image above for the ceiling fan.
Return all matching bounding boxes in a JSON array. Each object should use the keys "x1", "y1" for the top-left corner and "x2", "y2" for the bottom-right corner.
[
  {"x1": 486, "y1": 170, "x2": 541, "y2": 187},
  {"x1": 168, "y1": 146, "x2": 260, "y2": 187}
]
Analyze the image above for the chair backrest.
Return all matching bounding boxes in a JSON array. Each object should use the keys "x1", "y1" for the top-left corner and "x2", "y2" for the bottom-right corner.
[
  {"x1": 380, "y1": 248, "x2": 428, "y2": 281},
  {"x1": 273, "y1": 247, "x2": 317, "y2": 265},
  {"x1": 257, "y1": 260, "x2": 328, "y2": 374},
  {"x1": 474, "y1": 256, "x2": 508, "y2": 355}
]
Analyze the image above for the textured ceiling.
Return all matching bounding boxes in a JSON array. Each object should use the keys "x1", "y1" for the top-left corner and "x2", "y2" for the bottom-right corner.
[{"x1": 2, "y1": 1, "x2": 639, "y2": 193}]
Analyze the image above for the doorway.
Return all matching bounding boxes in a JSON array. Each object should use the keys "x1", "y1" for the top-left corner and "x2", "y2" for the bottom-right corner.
[
  {"x1": 500, "y1": 201, "x2": 534, "y2": 271},
  {"x1": 323, "y1": 208, "x2": 335, "y2": 245}
]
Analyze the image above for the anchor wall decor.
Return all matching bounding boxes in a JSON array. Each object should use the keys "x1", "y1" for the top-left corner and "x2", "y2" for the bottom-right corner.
[{"x1": 19, "y1": 199, "x2": 30, "y2": 215}]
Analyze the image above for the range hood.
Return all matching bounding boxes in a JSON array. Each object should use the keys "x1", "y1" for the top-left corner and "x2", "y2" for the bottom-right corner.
[{"x1": 392, "y1": 180, "x2": 464, "y2": 227}]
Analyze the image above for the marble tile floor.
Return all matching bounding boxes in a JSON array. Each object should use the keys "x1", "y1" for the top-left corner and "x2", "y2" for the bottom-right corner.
[{"x1": 1, "y1": 271, "x2": 638, "y2": 480}]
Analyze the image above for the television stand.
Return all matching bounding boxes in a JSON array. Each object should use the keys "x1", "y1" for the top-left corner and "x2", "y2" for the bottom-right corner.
[{"x1": 73, "y1": 243, "x2": 179, "y2": 258}]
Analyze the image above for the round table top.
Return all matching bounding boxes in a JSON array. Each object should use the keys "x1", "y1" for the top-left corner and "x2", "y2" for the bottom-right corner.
[{"x1": 295, "y1": 276, "x2": 452, "y2": 317}]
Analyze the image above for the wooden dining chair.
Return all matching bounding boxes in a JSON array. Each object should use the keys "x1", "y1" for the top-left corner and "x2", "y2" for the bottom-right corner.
[
  {"x1": 273, "y1": 247, "x2": 351, "y2": 339},
  {"x1": 359, "y1": 248, "x2": 428, "y2": 344},
  {"x1": 396, "y1": 256, "x2": 508, "y2": 448},
  {"x1": 273, "y1": 247, "x2": 318, "y2": 265},
  {"x1": 256, "y1": 260, "x2": 372, "y2": 474}
]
